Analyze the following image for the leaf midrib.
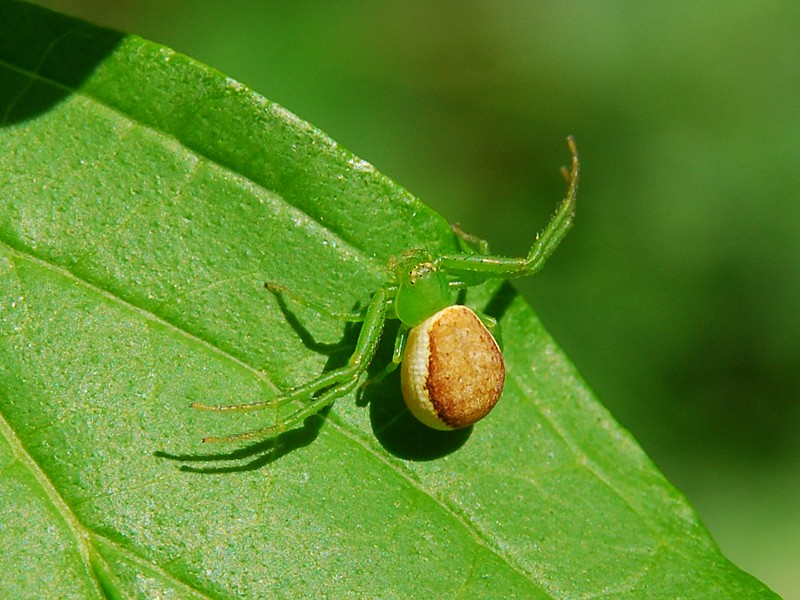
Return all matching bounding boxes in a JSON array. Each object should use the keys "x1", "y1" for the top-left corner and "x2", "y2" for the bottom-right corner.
[{"x1": 0, "y1": 408, "x2": 102, "y2": 595}]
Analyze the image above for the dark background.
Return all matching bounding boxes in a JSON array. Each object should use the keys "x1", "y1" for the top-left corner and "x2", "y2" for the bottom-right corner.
[{"x1": 31, "y1": 2, "x2": 800, "y2": 595}]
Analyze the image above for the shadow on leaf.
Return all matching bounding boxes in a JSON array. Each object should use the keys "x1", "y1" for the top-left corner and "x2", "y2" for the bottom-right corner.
[
  {"x1": 366, "y1": 373, "x2": 472, "y2": 460},
  {"x1": 0, "y1": 3, "x2": 124, "y2": 127},
  {"x1": 155, "y1": 406, "x2": 330, "y2": 473},
  {"x1": 268, "y1": 285, "x2": 361, "y2": 356}
]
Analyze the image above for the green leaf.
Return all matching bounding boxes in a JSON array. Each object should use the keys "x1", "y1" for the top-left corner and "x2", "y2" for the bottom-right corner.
[{"x1": 0, "y1": 2, "x2": 777, "y2": 598}]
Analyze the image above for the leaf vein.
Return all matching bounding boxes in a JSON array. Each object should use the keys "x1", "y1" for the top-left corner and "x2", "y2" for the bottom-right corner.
[
  {"x1": 0, "y1": 403, "x2": 104, "y2": 597},
  {"x1": 325, "y1": 416, "x2": 552, "y2": 594},
  {"x1": 1, "y1": 239, "x2": 280, "y2": 393}
]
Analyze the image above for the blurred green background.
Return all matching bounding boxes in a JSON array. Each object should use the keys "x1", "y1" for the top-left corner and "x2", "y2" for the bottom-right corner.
[{"x1": 29, "y1": 1, "x2": 800, "y2": 596}]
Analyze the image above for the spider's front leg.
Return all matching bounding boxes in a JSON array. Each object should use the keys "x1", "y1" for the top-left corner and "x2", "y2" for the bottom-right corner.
[
  {"x1": 436, "y1": 136, "x2": 579, "y2": 282},
  {"x1": 451, "y1": 223, "x2": 490, "y2": 255},
  {"x1": 193, "y1": 285, "x2": 394, "y2": 443}
]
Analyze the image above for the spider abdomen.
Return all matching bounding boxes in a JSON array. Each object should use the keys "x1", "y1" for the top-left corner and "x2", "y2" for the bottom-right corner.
[{"x1": 401, "y1": 305, "x2": 505, "y2": 430}]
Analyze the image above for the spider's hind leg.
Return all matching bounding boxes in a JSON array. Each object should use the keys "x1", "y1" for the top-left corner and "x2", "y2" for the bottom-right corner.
[{"x1": 200, "y1": 376, "x2": 362, "y2": 444}]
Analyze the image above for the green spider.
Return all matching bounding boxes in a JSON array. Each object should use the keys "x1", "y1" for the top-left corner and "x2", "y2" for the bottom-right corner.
[{"x1": 192, "y1": 137, "x2": 579, "y2": 443}]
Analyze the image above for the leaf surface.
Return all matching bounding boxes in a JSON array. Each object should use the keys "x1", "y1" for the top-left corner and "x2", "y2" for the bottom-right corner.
[{"x1": 0, "y1": 3, "x2": 777, "y2": 598}]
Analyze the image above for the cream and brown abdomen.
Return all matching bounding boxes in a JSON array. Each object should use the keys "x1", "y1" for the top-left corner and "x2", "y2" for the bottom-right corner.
[{"x1": 401, "y1": 305, "x2": 505, "y2": 430}]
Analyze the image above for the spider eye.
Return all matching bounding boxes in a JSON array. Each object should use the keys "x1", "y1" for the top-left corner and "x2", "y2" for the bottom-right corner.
[{"x1": 408, "y1": 262, "x2": 437, "y2": 284}]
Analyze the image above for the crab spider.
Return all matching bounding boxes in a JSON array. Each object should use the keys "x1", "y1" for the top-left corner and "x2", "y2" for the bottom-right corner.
[{"x1": 192, "y1": 137, "x2": 579, "y2": 443}]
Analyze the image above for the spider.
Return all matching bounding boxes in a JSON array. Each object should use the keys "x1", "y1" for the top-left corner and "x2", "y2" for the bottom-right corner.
[{"x1": 192, "y1": 137, "x2": 579, "y2": 443}]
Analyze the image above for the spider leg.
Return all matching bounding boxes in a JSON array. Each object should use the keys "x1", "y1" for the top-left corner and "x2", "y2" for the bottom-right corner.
[
  {"x1": 475, "y1": 310, "x2": 503, "y2": 350},
  {"x1": 200, "y1": 377, "x2": 362, "y2": 443},
  {"x1": 362, "y1": 323, "x2": 409, "y2": 388},
  {"x1": 451, "y1": 223, "x2": 490, "y2": 254},
  {"x1": 192, "y1": 285, "x2": 392, "y2": 424},
  {"x1": 436, "y1": 136, "x2": 579, "y2": 281}
]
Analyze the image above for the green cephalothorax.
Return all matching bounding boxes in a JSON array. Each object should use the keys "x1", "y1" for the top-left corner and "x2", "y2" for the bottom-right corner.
[
  {"x1": 391, "y1": 250, "x2": 452, "y2": 327},
  {"x1": 193, "y1": 138, "x2": 580, "y2": 444}
]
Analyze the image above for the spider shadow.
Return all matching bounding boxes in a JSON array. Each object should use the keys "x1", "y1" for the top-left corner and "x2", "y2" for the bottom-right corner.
[
  {"x1": 364, "y1": 372, "x2": 472, "y2": 460},
  {"x1": 365, "y1": 280, "x2": 519, "y2": 461},
  {"x1": 157, "y1": 296, "x2": 362, "y2": 472},
  {"x1": 270, "y1": 287, "x2": 362, "y2": 357},
  {"x1": 155, "y1": 406, "x2": 331, "y2": 474}
]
